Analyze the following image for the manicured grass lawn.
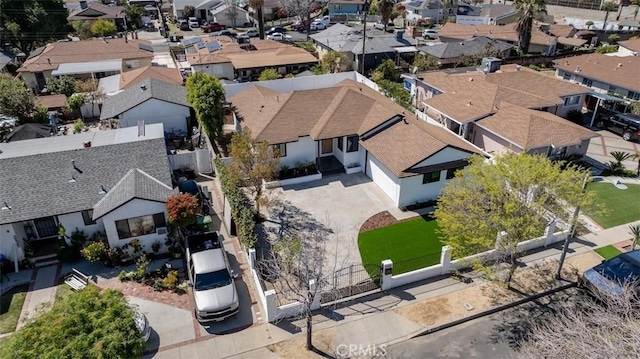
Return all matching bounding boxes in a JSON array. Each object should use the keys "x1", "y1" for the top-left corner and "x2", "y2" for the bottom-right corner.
[
  {"x1": 594, "y1": 245, "x2": 622, "y2": 260},
  {"x1": 583, "y1": 182, "x2": 640, "y2": 229},
  {"x1": 358, "y1": 216, "x2": 444, "y2": 276},
  {"x1": 0, "y1": 285, "x2": 28, "y2": 334}
]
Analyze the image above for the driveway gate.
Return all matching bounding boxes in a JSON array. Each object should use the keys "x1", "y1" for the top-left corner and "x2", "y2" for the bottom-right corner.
[{"x1": 320, "y1": 263, "x2": 381, "y2": 304}]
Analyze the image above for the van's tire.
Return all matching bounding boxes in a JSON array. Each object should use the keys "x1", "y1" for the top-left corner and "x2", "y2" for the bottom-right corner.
[
  {"x1": 622, "y1": 131, "x2": 632, "y2": 141},
  {"x1": 595, "y1": 121, "x2": 604, "y2": 129}
]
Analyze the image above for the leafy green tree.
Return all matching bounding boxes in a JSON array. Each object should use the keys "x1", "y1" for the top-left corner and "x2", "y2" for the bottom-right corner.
[
  {"x1": 321, "y1": 51, "x2": 348, "y2": 73},
  {"x1": 45, "y1": 76, "x2": 76, "y2": 97},
  {"x1": 376, "y1": 80, "x2": 412, "y2": 110},
  {"x1": 183, "y1": 5, "x2": 196, "y2": 18},
  {"x1": 71, "y1": 20, "x2": 94, "y2": 40},
  {"x1": 413, "y1": 53, "x2": 440, "y2": 71},
  {"x1": 0, "y1": 73, "x2": 35, "y2": 121},
  {"x1": 378, "y1": 0, "x2": 395, "y2": 31},
  {"x1": 585, "y1": 20, "x2": 594, "y2": 29},
  {"x1": 248, "y1": 0, "x2": 265, "y2": 39},
  {"x1": 371, "y1": 59, "x2": 398, "y2": 82},
  {"x1": 259, "y1": 68, "x2": 282, "y2": 81},
  {"x1": 0, "y1": 0, "x2": 72, "y2": 57},
  {"x1": 228, "y1": 127, "x2": 280, "y2": 213},
  {"x1": 602, "y1": 1, "x2": 617, "y2": 30},
  {"x1": 514, "y1": 0, "x2": 547, "y2": 54},
  {"x1": 65, "y1": 93, "x2": 85, "y2": 120},
  {"x1": 185, "y1": 72, "x2": 226, "y2": 139},
  {"x1": 31, "y1": 105, "x2": 49, "y2": 123},
  {"x1": 92, "y1": 19, "x2": 118, "y2": 38},
  {"x1": 369, "y1": 0, "x2": 379, "y2": 14},
  {"x1": 125, "y1": 5, "x2": 146, "y2": 30},
  {"x1": 608, "y1": 33, "x2": 620, "y2": 44},
  {"x1": 0, "y1": 286, "x2": 146, "y2": 358},
  {"x1": 434, "y1": 153, "x2": 592, "y2": 285}
]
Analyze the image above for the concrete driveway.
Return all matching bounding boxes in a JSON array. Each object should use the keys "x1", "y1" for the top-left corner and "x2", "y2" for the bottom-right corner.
[
  {"x1": 128, "y1": 296, "x2": 195, "y2": 350},
  {"x1": 264, "y1": 173, "x2": 398, "y2": 271},
  {"x1": 586, "y1": 130, "x2": 639, "y2": 171}
]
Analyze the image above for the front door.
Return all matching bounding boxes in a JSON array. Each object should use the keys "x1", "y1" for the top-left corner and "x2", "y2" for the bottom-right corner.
[
  {"x1": 33, "y1": 216, "x2": 58, "y2": 238},
  {"x1": 321, "y1": 139, "x2": 332, "y2": 155}
]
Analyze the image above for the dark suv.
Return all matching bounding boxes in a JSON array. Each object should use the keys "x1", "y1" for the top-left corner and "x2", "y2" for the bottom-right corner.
[{"x1": 596, "y1": 112, "x2": 640, "y2": 141}]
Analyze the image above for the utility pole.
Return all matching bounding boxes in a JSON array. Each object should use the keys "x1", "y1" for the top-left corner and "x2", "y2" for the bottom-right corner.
[
  {"x1": 555, "y1": 173, "x2": 590, "y2": 280},
  {"x1": 360, "y1": 0, "x2": 368, "y2": 75}
]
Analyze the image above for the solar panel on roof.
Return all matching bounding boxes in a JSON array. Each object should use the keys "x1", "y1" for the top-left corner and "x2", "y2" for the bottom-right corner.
[
  {"x1": 138, "y1": 43, "x2": 154, "y2": 52},
  {"x1": 206, "y1": 41, "x2": 221, "y2": 53},
  {"x1": 196, "y1": 42, "x2": 205, "y2": 49},
  {"x1": 182, "y1": 37, "x2": 203, "y2": 47}
]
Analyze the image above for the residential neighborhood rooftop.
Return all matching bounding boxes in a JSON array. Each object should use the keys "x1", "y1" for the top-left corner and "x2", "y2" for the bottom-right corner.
[
  {"x1": 475, "y1": 102, "x2": 599, "y2": 150},
  {"x1": 35, "y1": 94, "x2": 68, "y2": 109},
  {"x1": 66, "y1": 2, "x2": 124, "y2": 21},
  {"x1": 553, "y1": 54, "x2": 640, "y2": 93},
  {"x1": 310, "y1": 24, "x2": 416, "y2": 55},
  {"x1": 119, "y1": 65, "x2": 184, "y2": 90},
  {"x1": 438, "y1": 22, "x2": 556, "y2": 46},
  {"x1": 548, "y1": 23, "x2": 576, "y2": 38},
  {"x1": 417, "y1": 36, "x2": 513, "y2": 59},
  {"x1": 618, "y1": 38, "x2": 640, "y2": 53},
  {"x1": 0, "y1": 124, "x2": 171, "y2": 225},
  {"x1": 18, "y1": 39, "x2": 154, "y2": 73}
]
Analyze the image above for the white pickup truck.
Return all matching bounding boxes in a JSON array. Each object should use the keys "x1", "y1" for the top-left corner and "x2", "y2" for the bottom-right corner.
[{"x1": 186, "y1": 232, "x2": 239, "y2": 322}]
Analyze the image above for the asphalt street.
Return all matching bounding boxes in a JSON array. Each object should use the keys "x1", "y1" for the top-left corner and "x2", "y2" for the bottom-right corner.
[{"x1": 384, "y1": 287, "x2": 589, "y2": 359}]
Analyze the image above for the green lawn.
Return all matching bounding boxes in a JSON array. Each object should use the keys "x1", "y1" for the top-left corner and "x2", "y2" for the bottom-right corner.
[
  {"x1": 358, "y1": 216, "x2": 444, "y2": 276},
  {"x1": 594, "y1": 245, "x2": 622, "y2": 260},
  {"x1": 0, "y1": 285, "x2": 28, "y2": 334},
  {"x1": 583, "y1": 182, "x2": 640, "y2": 229}
]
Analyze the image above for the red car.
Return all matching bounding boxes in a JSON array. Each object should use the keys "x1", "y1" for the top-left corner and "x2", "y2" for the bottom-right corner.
[{"x1": 201, "y1": 22, "x2": 226, "y2": 33}]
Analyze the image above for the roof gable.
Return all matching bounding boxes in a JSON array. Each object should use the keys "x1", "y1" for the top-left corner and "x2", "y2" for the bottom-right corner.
[
  {"x1": 100, "y1": 78, "x2": 189, "y2": 120},
  {"x1": 554, "y1": 54, "x2": 640, "y2": 93}
]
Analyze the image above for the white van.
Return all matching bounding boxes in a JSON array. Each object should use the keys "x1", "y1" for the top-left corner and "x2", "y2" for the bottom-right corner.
[{"x1": 423, "y1": 29, "x2": 438, "y2": 39}]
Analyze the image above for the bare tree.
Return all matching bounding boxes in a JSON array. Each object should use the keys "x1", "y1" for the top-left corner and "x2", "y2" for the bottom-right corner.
[
  {"x1": 280, "y1": 0, "x2": 316, "y2": 39},
  {"x1": 516, "y1": 285, "x2": 640, "y2": 358},
  {"x1": 224, "y1": 0, "x2": 240, "y2": 28},
  {"x1": 76, "y1": 79, "x2": 105, "y2": 119}
]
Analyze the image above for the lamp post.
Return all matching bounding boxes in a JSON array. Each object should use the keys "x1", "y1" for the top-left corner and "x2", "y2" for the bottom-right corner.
[{"x1": 555, "y1": 172, "x2": 590, "y2": 280}]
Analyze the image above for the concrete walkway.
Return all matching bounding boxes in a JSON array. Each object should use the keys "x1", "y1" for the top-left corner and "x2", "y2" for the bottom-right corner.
[{"x1": 16, "y1": 264, "x2": 60, "y2": 329}]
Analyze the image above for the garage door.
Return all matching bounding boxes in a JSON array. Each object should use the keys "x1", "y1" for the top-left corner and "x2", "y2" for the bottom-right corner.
[{"x1": 367, "y1": 155, "x2": 398, "y2": 205}]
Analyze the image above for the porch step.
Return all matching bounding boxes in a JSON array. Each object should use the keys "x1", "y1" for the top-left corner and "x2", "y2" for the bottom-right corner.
[
  {"x1": 35, "y1": 260, "x2": 59, "y2": 268},
  {"x1": 32, "y1": 254, "x2": 59, "y2": 268}
]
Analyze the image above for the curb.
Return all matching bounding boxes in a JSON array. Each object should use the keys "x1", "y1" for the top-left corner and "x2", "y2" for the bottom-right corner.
[{"x1": 412, "y1": 281, "x2": 578, "y2": 338}]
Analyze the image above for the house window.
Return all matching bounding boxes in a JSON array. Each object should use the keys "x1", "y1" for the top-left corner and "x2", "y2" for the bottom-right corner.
[
  {"x1": 337, "y1": 137, "x2": 343, "y2": 151},
  {"x1": 125, "y1": 60, "x2": 140, "y2": 69},
  {"x1": 562, "y1": 73, "x2": 571, "y2": 80},
  {"x1": 346, "y1": 135, "x2": 359, "y2": 152},
  {"x1": 272, "y1": 143, "x2": 286, "y2": 157},
  {"x1": 422, "y1": 171, "x2": 440, "y2": 184},
  {"x1": 413, "y1": 9, "x2": 420, "y2": 14},
  {"x1": 628, "y1": 91, "x2": 640, "y2": 101},
  {"x1": 563, "y1": 95, "x2": 581, "y2": 107},
  {"x1": 446, "y1": 167, "x2": 464, "y2": 180},
  {"x1": 608, "y1": 85, "x2": 617, "y2": 95},
  {"x1": 581, "y1": 77, "x2": 593, "y2": 87},
  {"x1": 115, "y1": 213, "x2": 166, "y2": 240},
  {"x1": 82, "y1": 210, "x2": 96, "y2": 225}
]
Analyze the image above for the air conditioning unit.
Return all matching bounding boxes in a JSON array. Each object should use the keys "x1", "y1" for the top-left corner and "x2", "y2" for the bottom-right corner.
[{"x1": 156, "y1": 227, "x2": 168, "y2": 235}]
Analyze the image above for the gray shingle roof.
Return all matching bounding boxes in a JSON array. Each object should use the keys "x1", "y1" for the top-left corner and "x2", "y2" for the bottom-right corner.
[
  {"x1": 310, "y1": 24, "x2": 416, "y2": 55},
  {"x1": 92, "y1": 169, "x2": 178, "y2": 220},
  {"x1": 418, "y1": 36, "x2": 513, "y2": 59},
  {"x1": 100, "y1": 78, "x2": 189, "y2": 120},
  {"x1": 0, "y1": 138, "x2": 172, "y2": 225}
]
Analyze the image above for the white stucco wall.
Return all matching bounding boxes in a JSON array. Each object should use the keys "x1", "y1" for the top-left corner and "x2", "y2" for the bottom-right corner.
[
  {"x1": 456, "y1": 15, "x2": 490, "y2": 25},
  {"x1": 366, "y1": 154, "x2": 400, "y2": 205},
  {"x1": 397, "y1": 171, "x2": 449, "y2": 207},
  {"x1": 279, "y1": 136, "x2": 316, "y2": 168},
  {"x1": 411, "y1": 147, "x2": 474, "y2": 169},
  {"x1": 0, "y1": 224, "x2": 24, "y2": 263},
  {"x1": 342, "y1": 143, "x2": 362, "y2": 168},
  {"x1": 192, "y1": 62, "x2": 235, "y2": 81},
  {"x1": 57, "y1": 212, "x2": 105, "y2": 238},
  {"x1": 556, "y1": 94, "x2": 585, "y2": 117},
  {"x1": 101, "y1": 198, "x2": 168, "y2": 251},
  {"x1": 118, "y1": 98, "x2": 189, "y2": 133}
]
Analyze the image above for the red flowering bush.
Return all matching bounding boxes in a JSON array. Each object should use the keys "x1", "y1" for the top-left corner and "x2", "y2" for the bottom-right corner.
[{"x1": 166, "y1": 193, "x2": 199, "y2": 227}]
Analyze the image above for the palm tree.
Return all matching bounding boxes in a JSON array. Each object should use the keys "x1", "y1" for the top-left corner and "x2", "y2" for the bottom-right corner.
[
  {"x1": 629, "y1": 224, "x2": 640, "y2": 250},
  {"x1": 248, "y1": 0, "x2": 265, "y2": 39},
  {"x1": 602, "y1": 1, "x2": 617, "y2": 31},
  {"x1": 378, "y1": 0, "x2": 394, "y2": 31},
  {"x1": 514, "y1": 0, "x2": 547, "y2": 54}
]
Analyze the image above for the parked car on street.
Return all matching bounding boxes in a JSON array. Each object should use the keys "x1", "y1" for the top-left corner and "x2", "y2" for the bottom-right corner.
[
  {"x1": 266, "y1": 26, "x2": 287, "y2": 35},
  {"x1": 373, "y1": 21, "x2": 394, "y2": 32},
  {"x1": 178, "y1": 19, "x2": 189, "y2": 30},
  {"x1": 581, "y1": 250, "x2": 640, "y2": 297},
  {"x1": 266, "y1": 32, "x2": 291, "y2": 41},
  {"x1": 239, "y1": 29, "x2": 259, "y2": 37},
  {"x1": 291, "y1": 20, "x2": 311, "y2": 31},
  {"x1": 310, "y1": 21, "x2": 327, "y2": 31},
  {"x1": 216, "y1": 29, "x2": 236, "y2": 37},
  {"x1": 201, "y1": 22, "x2": 226, "y2": 33},
  {"x1": 188, "y1": 17, "x2": 200, "y2": 28},
  {"x1": 423, "y1": 29, "x2": 438, "y2": 39},
  {"x1": 595, "y1": 112, "x2": 640, "y2": 141}
]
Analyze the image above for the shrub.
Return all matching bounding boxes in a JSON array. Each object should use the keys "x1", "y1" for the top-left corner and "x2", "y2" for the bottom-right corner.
[
  {"x1": 166, "y1": 193, "x2": 199, "y2": 228},
  {"x1": 70, "y1": 228, "x2": 88, "y2": 247},
  {"x1": 161, "y1": 270, "x2": 179, "y2": 290},
  {"x1": 81, "y1": 242, "x2": 106, "y2": 262},
  {"x1": 566, "y1": 109, "x2": 584, "y2": 125},
  {"x1": 72, "y1": 119, "x2": 85, "y2": 134},
  {"x1": 151, "y1": 240, "x2": 162, "y2": 253},
  {"x1": 608, "y1": 34, "x2": 620, "y2": 44},
  {"x1": 596, "y1": 45, "x2": 618, "y2": 54},
  {"x1": 133, "y1": 254, "x2": 151, "y2": 282}
]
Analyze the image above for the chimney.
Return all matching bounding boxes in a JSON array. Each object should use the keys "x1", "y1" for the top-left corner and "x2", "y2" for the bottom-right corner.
[
  {"x1": 137, "y1": 120, "x2": 145, "y2": 137},
  {"x1": 79, "y1": 0, "x2": 87, "y2": 9}
]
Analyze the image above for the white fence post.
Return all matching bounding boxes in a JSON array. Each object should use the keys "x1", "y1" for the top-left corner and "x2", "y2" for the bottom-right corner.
[
  {"x1": 440, "y1": 245, "x2": 452, "y2": 275},
  {"x1": 309, "y1": 279, "x2": 321, "y2": 311},
  {"x1": 544, "y1": 219, "x2": 557, "y2": 246},
  {"x1": 380, "y1": 259, "x2": 393, "y2": 291},
  {"x1": 264, "y1": 289, "x2": 278, "y2": 322},
  {"x1": 248, "y1": 248, "x2": 256, "y2": 269}
]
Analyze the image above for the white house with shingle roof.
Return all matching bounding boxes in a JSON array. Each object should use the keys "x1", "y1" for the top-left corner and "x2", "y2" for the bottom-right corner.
[{"x1": 229, "y1": 79, "x2": 484, "y2": 207}]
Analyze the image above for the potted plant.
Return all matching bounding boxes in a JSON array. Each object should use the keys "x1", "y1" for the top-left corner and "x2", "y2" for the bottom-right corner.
[{"x1": 151, "y1": 240, "x2": 162, "y2": 253}]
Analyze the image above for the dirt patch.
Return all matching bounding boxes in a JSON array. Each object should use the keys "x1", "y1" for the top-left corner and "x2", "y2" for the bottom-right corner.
[
  {"x1": 269, "y1": 328, "x2": 336, "y2": 359},
  {"x1": 96, "y1": 277, "x2": 192, "y2": 311},
  {"x1": 359, "y1": 211, "x2": 398, "y2": 233}
]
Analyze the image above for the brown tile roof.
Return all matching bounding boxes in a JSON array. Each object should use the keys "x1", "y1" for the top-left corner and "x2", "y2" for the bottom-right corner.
[
  {"x1": 557, "y1": 37, "x2": 587, "y2": 47},
  {"x1": 438, "y1": 22, "x2": 556, "y2": 46},
  {"x1": 18, "y1": 39, "x2": 154, "y2": 73},
  {"x1": 419, "y1": 67, "x2": 586, "y2": 123},
  {"x1": 35, "y1": 94, "x2": 67, "y2": 109},
  {"x1": 360, "y1": 116, "x2": 483, "y2": 178},
  {"x1": 229, "y1": 79, "x2": 407, "y2": 144},
  {"x1": 553, "y1": 54, "x2": 640, "y2": 93},
  {"x1": 119, "y1": 66, "x2": 183, "y2": 89},
  {"x1": 548, "y1": 24, "x2": 576, "y2": 38},
  {"x1": 618, "y1": 38, "x2": 640, "y2": 52},
  {"x1": 187, "y1": 39, "x2": 318, "y2": 69},
  {"x1": 329, "y1": 0, "x2": 365, "y2": 4},
  {"x1": 476, "y1": 102, "x2": 599, "y2": 149},
  {"x1": 67, "y1": 3, "x2": 124, "y2": 21}
]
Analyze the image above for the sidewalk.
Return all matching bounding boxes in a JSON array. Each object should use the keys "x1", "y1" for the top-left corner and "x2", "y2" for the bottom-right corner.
[{"x1": 16, "y1": 264, "x2": 60, "y2": 329}]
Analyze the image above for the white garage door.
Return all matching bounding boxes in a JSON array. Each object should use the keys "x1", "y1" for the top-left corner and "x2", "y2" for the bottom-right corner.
[{"x1": 367, "y1": 154, "x2": 398, "y2": 205}]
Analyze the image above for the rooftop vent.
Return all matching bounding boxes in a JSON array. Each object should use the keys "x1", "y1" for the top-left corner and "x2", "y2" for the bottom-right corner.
[
  {"x1": 1, "y1": 201, "x2": 11, "y2": 210},
  {"x1": 140, "y1": 84, "x2": 147, "y2": 91},
  {"x1": 99, "y1": 186, "x2": 109, "y2": 195},
  {"x1": 618, "y1": 63, "x2": 623, "y2": 67},
  {"x1": 71, "y1": 159, "x2": 83, "y2": 174}
]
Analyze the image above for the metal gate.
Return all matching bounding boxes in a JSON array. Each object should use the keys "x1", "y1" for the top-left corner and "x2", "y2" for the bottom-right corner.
[{"x1": 320, "y1": 263, "x2": 381, "y2": 304}]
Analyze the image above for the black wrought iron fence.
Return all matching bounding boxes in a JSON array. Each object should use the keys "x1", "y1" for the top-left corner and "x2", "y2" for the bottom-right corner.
[{"x1": 392, "y1": 251, "x2": 442, "y2": 275}]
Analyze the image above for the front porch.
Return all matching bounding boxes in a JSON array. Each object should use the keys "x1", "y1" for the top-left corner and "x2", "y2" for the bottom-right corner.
[{"x1": 317, "y1": 155, "x2": 345, "y2": 176}]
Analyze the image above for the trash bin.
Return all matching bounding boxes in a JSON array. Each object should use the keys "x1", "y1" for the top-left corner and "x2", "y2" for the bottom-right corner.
[{"x1": 196, "y1": 215, "x2": 212, "y2": 232}]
